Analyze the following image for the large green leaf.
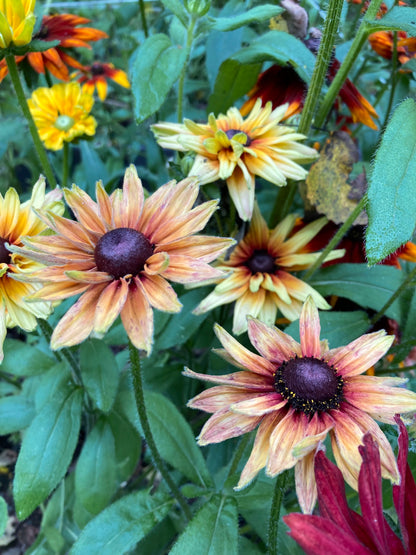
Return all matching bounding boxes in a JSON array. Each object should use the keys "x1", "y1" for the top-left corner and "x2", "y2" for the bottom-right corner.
[
  {"x1": 79, "y1": 339, "x2": 120, "y2": 413},
  {"x1": 122, "y1": 388, "x2": 212, "y2": 488},
  {"x1": 107, "y1": 410, "x2": 141, "y2": 483},
  {"x1": 170, "y1": 495, "x2": 238, "y2": 554},
  {"x1": 309, "y1": 263, "x2": 403, "y2": 320},
  {"x1": 0, "y1": 395, "x2": 35, "y2": 434},
  {"x1": 13, "y1": 386, "x2": 83, "y2": 520},
  {"x1": 160, "y1": 0, "x2": 188, "y2": 26},
  {"x1": 207, "y1": 59, "x2": 261, "y2": 114},
  {"x1": 131, "y1": 33, "x2": 187, "y2": 123},
  {"x1": 75, "y1": 418, "x2": 117, "y2": 515},
  {"x1": 2, "y1": 339, "x2": 55, "y2": 376},
  {"x1": 232, "y1": 30, "x2": 316, "y2": 83},
  {"x1": 70, "y1": 490, "x2": 172, "y2": 555},
  {"x1": 366, "y1": 99, "x2": 416, "y2": 264},
  {"x1": 208, "y1": 5, "x2": 283, "y2": 32},
  {"x1": 366, "y1": 7, "x2": 416, "y2": 35}
]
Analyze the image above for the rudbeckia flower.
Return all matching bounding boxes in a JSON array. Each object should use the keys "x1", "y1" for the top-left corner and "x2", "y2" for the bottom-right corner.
[
  {"x1": 185, "y1": 297, "x2": 416, "y2": 513},
  {"x1": 0, "y1": 0, "x2": 36, "y2": 48},
  {"x1": 284, "y1": 416, "x2": 416, "y2": 554},
  {"x1": 13, "y1": 166, "x2": 233, "y2": 353},
  {"x1": 28, "y1": 82, "x2": 96, "y2": 151},
  {"x1": 369, "y1": 30, "x2": 416, "y2": 66},
  {"x1": 72, "y1": 62, "x2": 130, "y2": 101},
  {"x1": 152, "y1": 99, "x2": 318, "y2": 221},
  {"x1": 193, "y1": 204, "x2": 344, "y2": 334},
  {"x1": 0, "y1": 177, "x2": 62, "y2": 362},
  {"x1": 0, "y1": 13, "x2": 108, "y2": 82}
]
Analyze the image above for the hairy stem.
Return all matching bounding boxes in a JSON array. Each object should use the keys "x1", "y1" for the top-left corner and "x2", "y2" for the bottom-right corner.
[
  {"x1": 138, "y1": 0, "x2": 149, "y2": 38},
  {"x1": 267, "y1": 471, "x2": 288, "y2": 555}
]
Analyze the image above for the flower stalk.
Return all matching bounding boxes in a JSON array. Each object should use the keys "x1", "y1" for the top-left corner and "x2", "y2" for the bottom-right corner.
[
  {"x1": 129, "y1": 340, "x2": 192, "y2": 520},
  {"x1": 177, "y1": 13, "x2": 198, "y2": 122},
  {"x1": 267, "y1": 471, "x2": 288, "y2": 555},
  {"x1": 5, "y1": 54, "x2": 57, "y2": 188}
]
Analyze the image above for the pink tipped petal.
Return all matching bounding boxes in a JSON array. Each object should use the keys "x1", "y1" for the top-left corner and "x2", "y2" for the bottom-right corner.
[
  {"x1": 197, "y1": 407, "x2": 262, "y2": 445},
  {"x1": 267, "y1": 408, "x2": 308, "y2": 476},
  {"x1": 28, "y1": 281, "x2": 90, "y2": 301},
  {"x1": 188, "y1": 386, "x2": 260, "y2": 413},
  {"x1": 64, "y1": 186, "x2": 106, "y2": 233},
  {"x1": 139, "y1": 273, "x2": 181, "y2": 312},
  {"x1": 325, "y1": 331, "x2": 394, "y2": 377},
  {"x1": 162, "y1": 235, "x2": 235, "y2": 263},
  {"x1": 93, "y1": 278, "x2": 129, "y2": 334},
  {"x1": 183, "y1": 367, "x2": 272, "y2": 390},
  {"x1": 247, "y1": 317, "x2": 301, "y2": 363},
  {"x1": 295, "y1": 451, "x2": 318, "y2": 514},
  {"x1": 231, "y1": 392, "x2": 286, "y2": 416},
  {"x1": 51, "y1": 284, "x2": 107, "y2": 349},
  {"x1": 236, "y1": 412, "x2": 283, "y2": 490},
  {"x1": 160, "y1": 255, "x2": 226, "y2": 283},
  {"x1": 299, "y1": 296, "x2": 321, "y2": 358},
  {"x1": 122, "y1": 165, "x2": 144, "y2": 229},
  {"x1": 214, "y1": 324, "x2": 276, "y2": 376},
  {"x1": 120, "y1": 279, "x2": 153, "y2": 354}
]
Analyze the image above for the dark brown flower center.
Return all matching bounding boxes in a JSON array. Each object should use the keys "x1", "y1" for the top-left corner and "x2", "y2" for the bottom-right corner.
[
  {"x1": 246, "y1": 249, "x2": 275, "y2": 274},
  {"x1": 274, "y1": 356, "x2": 344, "y2": 415},
  {"x1": 94, "y1": 228, "x2": 154, "y2": 279},
  {"x1": 225, "y1": 129, "x2": 251, "y2": 146},
  {"x1": 0, "y1": 238, "x2": 11, "y2": 265},
  {"x1": 91, "y1": 63, "x2": 106, "y2": 75}
]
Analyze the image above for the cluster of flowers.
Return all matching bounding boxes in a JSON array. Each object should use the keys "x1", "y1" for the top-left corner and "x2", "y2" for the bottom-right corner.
[{"x1": 1, "y1": 1, "x2": 416, "y2": 550}]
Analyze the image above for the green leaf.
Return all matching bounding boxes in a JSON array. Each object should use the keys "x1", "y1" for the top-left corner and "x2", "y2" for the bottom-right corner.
[
  {"x1": 309, "y1": 263, "x2": 403, "y2": 321},
  {"x1": 107, "y1": 411, "x2": 141, "y2": 483},
  {"x1": 131, "y1": 34, "x2": 187, "y2": 123},
  {"x1": 2, "y1": 339, "x2": 55, "y2": 376},
  {"x1": 232, "y1": 30, "x2": 316, "y2": 84},
  {"x1": 125, "y1": 390, "x2": 212, "y2": 488},
  {"x1": 13, "y1": 386, "x2": 83, "y2": 520},
  {"x1": 366, "y1": 98, "x2": 416, "y2": 264},
  {"x1": 0, "y1": 118, "x2": 26, "y2": 158},
  {"x1": 208, "y1": 5, "x2": 283, "y2": 32},
  {"x1": 70, "y1": 490, "x2": 172, "y2": 555},
  {"x1": 207, "y1": 59, "x2": 261, "y2": 114},
  {"x1": 160, "y1": 0, "x2": 189, "y2": 26},
  {"x1": 284, "y1": 311, "x2": 371, "y2": 348},
  {"x1": 170, "y1": 495, "x2": 238, "y2": 554},
  {"x1": 0, "y1": 496, "x2": 7, "y2": 537},
  {"x1": 0, "y1": 395, "x2": 35, "y2": 434},
  {"x1": 79, "y1": 339, "x2": 120, "y2": 413},
  {"x1": 75, "y1": 418, "x2": 117, "y2": 515},
  {"x1": 366, "y1": 7, "x2": 416, "y2": 36}
]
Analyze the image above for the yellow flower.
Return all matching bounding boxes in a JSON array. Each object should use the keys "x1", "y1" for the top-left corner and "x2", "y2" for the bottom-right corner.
[
  {"x1": 28, "y1": 82, "x2": 96, "y2": 151},
  {"x1": 185, "y1": 297, "x2": 416, "y2": 513},
  {"x1": 152, "y1": 99, "x2": 318, "y2": 221},
  {"x1": 14, "y1": 166, "x2": 234, "y2": 353},
  {"x1": 0, "y1": 177, "x2": 63, "y2": 362},
  {"x1": 0, "y1": 0, "x2": 36, "y2": 48},
  {"x1": 193, "y1": 204, "x2": 344, "y2": 334}
]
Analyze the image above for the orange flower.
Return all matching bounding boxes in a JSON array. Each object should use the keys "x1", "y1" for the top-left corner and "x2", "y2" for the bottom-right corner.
[
  {"x1": 193, "y1": 204, "x2": 344, "y2": 334},
  {"x1": 369, "y1": 30, "x2": 416, "y2": 66},
  {"x1": 185, "y1": 297, "x2": 416, "y2": 513},
  {"x1": 72, "y1": 62, "x2": 130, "y2": 101},
  {"x1": 13, "y1": 166, "x2": 233, "y2": 353},
  {"x1": 0, "y1": 14, "x2": 107, "y2": 82}
]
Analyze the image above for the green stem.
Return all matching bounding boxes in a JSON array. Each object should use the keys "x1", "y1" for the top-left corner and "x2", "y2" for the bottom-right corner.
[
  {"x1": 381, "y1": 32, "x2": 398, "y2": 131},
  {"x1": 177, "y1": 14, "x2": 197, "y2": 122},
  {"x1": 138, "y1": 0, "x2": 149, "y2": 38},
  {"x1": 38, "y1": 319, "x2": 81, "y2": 383},
  {"x1": 297, "y1": 0, "x2": 345, "y2": 136},
  {"x1": 269, "y1": 182, "x2": 297, "y2": 228},
  {"x1": 303, "y1": 195, "x2": 367, "y2": 281},
  {"x1": 44, "y1": 68, "x2": 53, "y2": 88},
  {"x1": 369, "y1": 265, "x2": 416, "y2": 327},
  {"x1": 315, "y1": 0, "x2": 384, "y2": 129},
  {"x1": 128, "y1": 340, "x2": 192, "y2": 520},
  {"x1": 226, "y1": 434, "x2": 251, "y2": 481},
  {"x1": 62, "y1": 142, "x2": 69, "y2": 189},
  {"x1": 5, "y1": 54, "x2": 57, "y2": 188},
  {"x1": 267, "y1": 471, "x2": 288, "y2": 555}
]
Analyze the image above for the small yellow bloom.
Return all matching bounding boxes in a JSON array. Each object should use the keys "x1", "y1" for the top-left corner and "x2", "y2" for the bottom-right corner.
[
  {"x1": 152, "y1": 99, "x2": 318, "y2": 221},
  {"x1": 0, "y1": 177, "x2": 63, "y2": 362},
  {"x1": 0, "y1": 0, "x2": 36, "y2": 48},
  {"x1": 28, "y1": 82, "x2": 96, "y2": 151}
]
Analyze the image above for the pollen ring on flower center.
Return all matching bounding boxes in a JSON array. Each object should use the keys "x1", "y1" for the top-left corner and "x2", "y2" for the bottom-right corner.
[{"x1": 274, "y1": 356, "x2": 344, "y2": 415}]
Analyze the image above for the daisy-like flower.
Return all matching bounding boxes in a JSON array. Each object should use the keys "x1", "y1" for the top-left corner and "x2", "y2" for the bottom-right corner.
[
  {"x1": 0, "y1": 0, "x2": 36, "y2": 48},
  {"x1": 13, "y1": 166, "x2": 234, "y2": 353},
  {"x1": 152, "y1": 99, "x2": 318, "y2": 221},
  {"x1": 0, "y1": 177, "x2": 62, "y2": 362},
  {"x1": 72, "y1": 61, "x2": 130, "y2": 101},
  {"x1": 369, "y1": 30, "x2": 416, "y2": 66},
  {"x1": 284, "y1": 416, "x2": 416, "y2": 554},
  {"x1": 28, "y1": 82, "x2": 96, "y2": 151},
  {"x1": 193, "y1": 204, "x2": 344, "y2": 334},
  {"x1": 185, "y1": 297, "x2": 416, "y2": 513},
  {"x1": 0, "y1": 13, "x2": 108, "y2": 82}
]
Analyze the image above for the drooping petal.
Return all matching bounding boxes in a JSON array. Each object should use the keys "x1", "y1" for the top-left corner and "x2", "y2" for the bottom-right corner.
[
  {"x1": 120, "y1": 277, "x2": 153, "y2": 354},
  {"x1": 183, "y1": 367, "x2": 272, "y2": 390},
  {"x1": 93, "y1": 278, "x2": 129, "y2": 335},
  {"x1": 295, "y1": 451, "x2": 318, "y2": 514},
  {"x1": 197, "y1": 407, "x2": 262, "y2": 445},
  {"x1": 188, "y1": 386, "x2": 263, "y2": 413},
  {"x1": 267, "y1": 408, "x2": 308, "y2": 475},
  {"x1": 247, "y1": 317, "x2": 301, "y2": 363},
  {"x1": 231, "y1": 392, "x2": 286, "y2": 416},
  {"x1": 139, "y1": 273, "x2": 182, "y2": 312}
]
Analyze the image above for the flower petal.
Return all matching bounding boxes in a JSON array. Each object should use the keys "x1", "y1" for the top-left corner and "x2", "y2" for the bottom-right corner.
[
  {"x1": 197, "y1": 407, "x2": 261, "y2": 445},
  {"x1": 183, "y1": 367, "x2": 272, "y2": 390},
  {"x1": 120, "y1": 277, "x2": 153, "y2": 354},
  {"x1": 299, "y1": 296, "x2": 321, "y2": 358},
  {"x1": 247, "y1": 317, "x2": 301, "y2": 363},
  {"x1": 295, "y1": 451, "x2": 318, "y2": 514},
  {"x1": 93, "y1": 278, "x2": 129, "y2": 335}
]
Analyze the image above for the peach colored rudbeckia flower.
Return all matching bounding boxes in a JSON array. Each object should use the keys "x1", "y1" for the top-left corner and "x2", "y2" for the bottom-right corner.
[
  {"x1": 185, "y1": 297, "x2": 416, "y2": 513},
  {"x1": 13, "y1": 166, "x2": 233, "y2": 353},
  {"x1": 193, "y1": 204, "x2": 344, "y2": 334}
]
